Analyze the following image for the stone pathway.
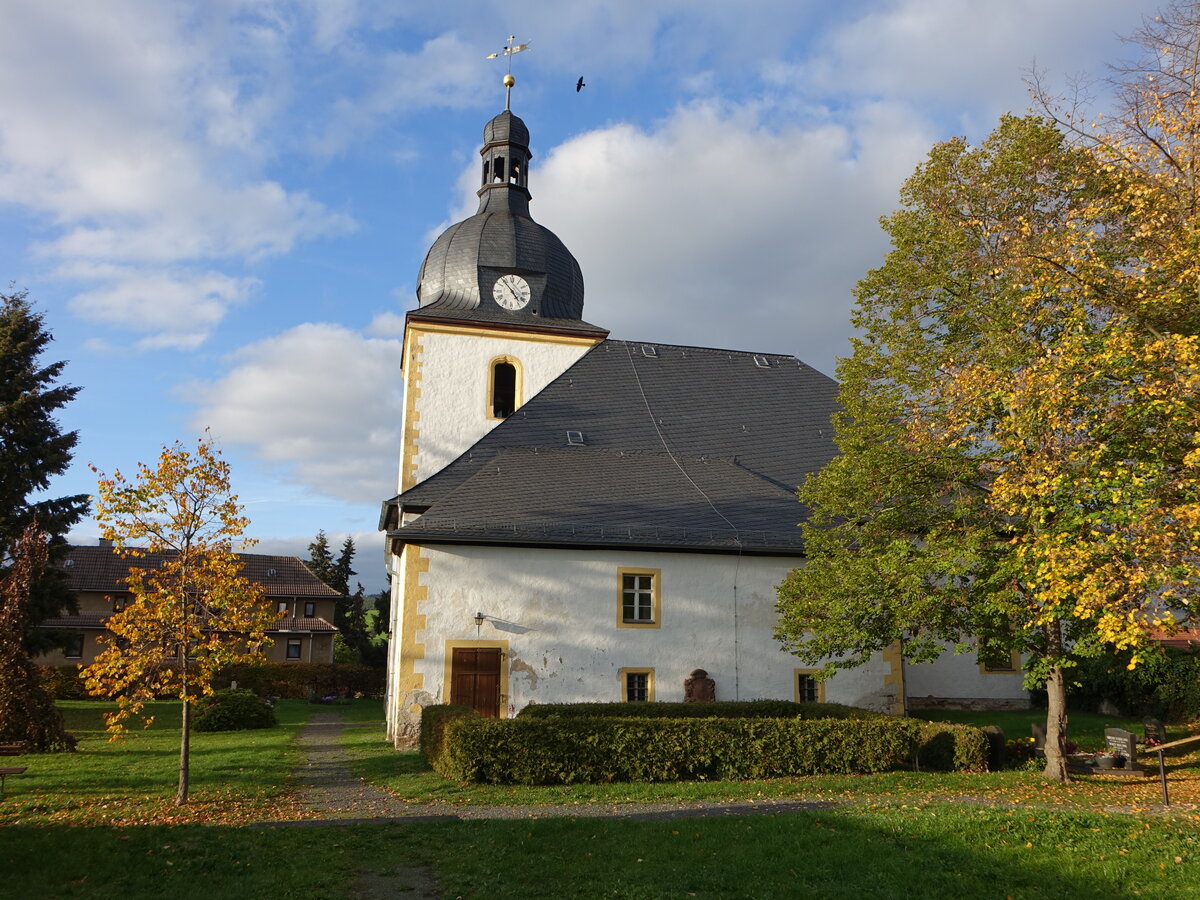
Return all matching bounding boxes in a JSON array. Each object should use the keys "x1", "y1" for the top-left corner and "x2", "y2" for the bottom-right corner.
[{"x1": 285, "y1": 708, "x2": 839, "y2": 826}]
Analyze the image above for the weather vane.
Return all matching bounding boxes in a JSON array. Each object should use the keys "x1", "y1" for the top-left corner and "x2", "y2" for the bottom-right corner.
[{"x1": 486, "y1": 35, "x2": 530, "y2": 110}]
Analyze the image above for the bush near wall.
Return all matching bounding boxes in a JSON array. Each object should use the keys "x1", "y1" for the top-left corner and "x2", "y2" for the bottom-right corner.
[
  {"x1": 215, "y1": 662, "x2": 386, "y2": 699},
  {"x1": 429, "y1": 715, "x2": 988, "y2": 784},
  {"x1": 1071, "y1": 647, "x2": 1200, "y2": 722},
  {"x1": 420, "y1": 705, "x2": 478, "y2": 770},
  {"x1": 916, "y1": 721, "x2": 990, "y2": 773},
  {"x1": 38, "y1": 666, "x2": 88, "y2": 700},
  {"x1": 517, "y1": 700, "x2": 881, "y2": 721}
]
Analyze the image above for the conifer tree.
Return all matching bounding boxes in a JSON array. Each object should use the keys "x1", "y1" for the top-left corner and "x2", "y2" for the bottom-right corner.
[{"x1": 0, "y1": 289, "x2": 88, "y2": 651}]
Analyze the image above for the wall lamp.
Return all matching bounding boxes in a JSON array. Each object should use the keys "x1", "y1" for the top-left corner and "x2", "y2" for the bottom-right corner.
[{"x1": 474, "y1": 611, "x2": 486, "y2": 628}]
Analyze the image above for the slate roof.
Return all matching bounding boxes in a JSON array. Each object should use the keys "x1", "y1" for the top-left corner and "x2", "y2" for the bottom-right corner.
[
  {"x1": 384, "y1": 339, "x2": 839, "y2": 554},
  {"x1": 61, "y1": 546, "x2": 342, "y2": 599}
]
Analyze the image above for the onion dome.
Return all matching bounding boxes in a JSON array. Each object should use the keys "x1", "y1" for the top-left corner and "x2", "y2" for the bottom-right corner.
[{"x1": 416, "y1": 106, "x2": 585, "y2": 321}]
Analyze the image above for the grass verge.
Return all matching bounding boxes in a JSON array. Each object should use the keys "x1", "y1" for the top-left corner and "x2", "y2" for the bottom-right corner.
[
  {"x1": 3, "y1": 804, "x2": 1200, "y2": 898},
  {"x1": 0, "y1": 700, "x2": 311, "y2": 826}
]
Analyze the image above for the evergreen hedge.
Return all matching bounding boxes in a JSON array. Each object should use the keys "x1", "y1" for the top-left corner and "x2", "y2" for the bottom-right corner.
[
  {"x1": 215, "y1": 662, "x2": 385, "y2": 699},
  {"x1": 427, "y1": 713, "x2": 988, "y2": 784},
  {"x1": 39, "y1": 661, "x2": 386, "y2": 700}
]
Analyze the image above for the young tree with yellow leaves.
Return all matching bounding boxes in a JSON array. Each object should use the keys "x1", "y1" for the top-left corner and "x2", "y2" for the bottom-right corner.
[
  {"x1": 777, "y1": 10, "x2": 1200, "y2": 782},
  {"x1": 83, "y1": 435, "x2": 278, "y2": 805}
]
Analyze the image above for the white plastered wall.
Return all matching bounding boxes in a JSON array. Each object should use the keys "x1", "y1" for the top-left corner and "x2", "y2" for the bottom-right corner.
[
  {"x1": 904, "y1": 643, "x2": 1029, "y2": 709},
  {"x1": 386, "y1": 544, "x2": 899, "y2": 743},
  {"x1": 399, "y1": 323, "x2": 597, "y2": 491}
]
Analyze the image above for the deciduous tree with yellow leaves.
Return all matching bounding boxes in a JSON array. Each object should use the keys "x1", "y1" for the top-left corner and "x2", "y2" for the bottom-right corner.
[
  {"x1": 83, "y1": 435, "x2": 277, "y2": 805},
  {"x1": 777, "y1": 7, "x2": 1200, "y2": 783}
]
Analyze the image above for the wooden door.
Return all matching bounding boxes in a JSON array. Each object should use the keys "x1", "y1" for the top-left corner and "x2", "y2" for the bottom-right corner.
[{"x1": 450, "y1": 647, "x2": 502, "y2": 717}]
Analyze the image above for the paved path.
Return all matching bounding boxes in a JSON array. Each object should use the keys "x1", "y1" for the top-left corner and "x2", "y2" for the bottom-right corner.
[{"x1": 285, "y1": 709, "x2": 839, "y2": 826}]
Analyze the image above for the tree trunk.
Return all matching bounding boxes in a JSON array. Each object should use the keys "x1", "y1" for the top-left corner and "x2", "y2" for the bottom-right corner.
[
  {"x1": 176, "y1": 679, "x2": 190, "y2": 806},
  {"x1": 1042, "y1": 622, "x2": 1070, "y2": 783}
]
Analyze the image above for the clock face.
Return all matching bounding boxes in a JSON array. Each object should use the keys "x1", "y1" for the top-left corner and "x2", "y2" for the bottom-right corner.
[{"x1": 493, "y1": 273, "x2": 531, "y2": 310}]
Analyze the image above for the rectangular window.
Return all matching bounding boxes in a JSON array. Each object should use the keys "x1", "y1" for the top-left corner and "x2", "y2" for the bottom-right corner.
[
  {"x1": 286, "y1": 638, "x2": 302, "y2": 660},
  {"x1": 617, "y1": 569, "x2": 661, "y2": 628},
  {"x1": 63, "y1": 633, "x2": 84, "y2": 660},
  {"x1": 303, "y1": 601, "x2": 316, "y2": 618},
  {"x1": 980, "y1": 648, "x2": 1021, "y2": 674},
  {"x1": 794, "y1": 670, "x2": 825, "y2": 704},
  {"x1": 111, "y1": 595, "x2": 126, "y2": 613},
  {"x1": 620, "y1": 667, "x2": 655, "y2": 702},
  {"x1": 277, "y1": 601, "x2": 290, "y2": 615}
]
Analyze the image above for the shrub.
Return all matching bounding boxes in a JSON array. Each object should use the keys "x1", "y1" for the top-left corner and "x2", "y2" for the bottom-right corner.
[
  {"x1": 215, "y1": 662, "x2": 385, "y2": 699},
  {"x1": 38, "y1": 665, "x2": 89, "y2": 700},
  {"x1": 433, "y1": 715, "x2": 929, "y2": 784},
  {"x1": 193, "y1": 689, "x2": 277, "y2": 732},
  {"x1": 915, "y1": 721, "x2": 990, "y2": 772},
  {"x1": 420, "y1": 704, "x2": 478, "y2": 769},
  {"x1": 1071, "y1": 647, "x2": 1200, "y2": 722},
  {"x1": 516, "y1": 700, "x2": 880, "y2": 721}
]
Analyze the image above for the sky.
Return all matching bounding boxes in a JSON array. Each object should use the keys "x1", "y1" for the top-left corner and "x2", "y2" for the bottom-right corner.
[{"x1": 2, "y1": 0, "x2": 1164, "y2": 593}]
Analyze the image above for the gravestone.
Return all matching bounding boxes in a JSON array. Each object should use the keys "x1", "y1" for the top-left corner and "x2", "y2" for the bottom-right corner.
[
  {"x1": 683, "y1": 669, "x2": 716, "y2": 703},
  {"x1": 981, "y1": 725, "x2": 1005, "y2": 772},
  {"x1": 1104, "y1": 727, "x2": 1138, "y2": 770},
  {"x1": 1143, "y1": 717, "x2": 1167, "y2": 744}
]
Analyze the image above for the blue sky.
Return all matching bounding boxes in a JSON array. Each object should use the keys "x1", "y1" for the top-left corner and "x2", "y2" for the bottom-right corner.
[{"x1": 2, "y1": 1, "x2": 1161, "y2": 592}]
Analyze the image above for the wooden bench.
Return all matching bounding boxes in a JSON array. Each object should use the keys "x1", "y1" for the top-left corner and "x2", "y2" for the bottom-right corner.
[{"x1": 0, "y1": 742, "x2": 27, "y2": 797}]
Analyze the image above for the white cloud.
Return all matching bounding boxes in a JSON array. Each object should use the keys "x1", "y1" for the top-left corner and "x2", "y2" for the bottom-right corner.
[
  {"x1": 503, "y1": 99, "x2": 936, "y2": 374},
  {"x1": 188, "y1": 323, "x2": 404, "y2": 504},
  {"x1": 67, "y1": 265, "x2": 259, "y2": 350},
  {"x1": 0, "y1": 0, "x2": 352, "y2": 346}
]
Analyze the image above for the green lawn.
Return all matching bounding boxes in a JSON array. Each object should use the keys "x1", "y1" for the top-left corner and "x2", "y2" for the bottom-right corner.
[
  {"x1": 0, "y1": 700, "x2": 311, "y2": 826},
  {"x1": 4, "y1": 804, "x2": 1198, "y2": 898},
  {"x1": 4, "y1": 700, "x2": 1200, "y2": 898}
]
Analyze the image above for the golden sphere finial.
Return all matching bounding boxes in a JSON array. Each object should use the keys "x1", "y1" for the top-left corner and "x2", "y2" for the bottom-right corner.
[{"x1": 503, "y1": 73, "x2": 515, "y2": 88}]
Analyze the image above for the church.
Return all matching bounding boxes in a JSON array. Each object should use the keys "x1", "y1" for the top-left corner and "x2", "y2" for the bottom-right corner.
[{"x1": 380, "y1": 77, "x2": 1027, "y2": 747}]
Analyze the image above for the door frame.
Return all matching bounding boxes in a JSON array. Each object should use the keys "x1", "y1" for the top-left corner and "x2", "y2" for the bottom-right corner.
[{"x1": 443, "y1": 639, "x2": 509, "y2": 718}]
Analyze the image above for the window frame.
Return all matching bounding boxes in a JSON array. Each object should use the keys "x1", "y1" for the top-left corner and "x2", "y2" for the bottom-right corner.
[
  {"x1": 979, "y1": 648, "x2": 1022, "y2": 674},
  {"x1": 616, "y1": 568, "x2": 662, "y2": 629},
  {"x1": 286, "y1": 638, "x2": 303, "y2": 661},
  {"x1": 486, "y1": 355, "x2": 523, "y2": 421},
  {"x1": 303, "y1": 601, "x2": 316, "y2": 618},
  {"x1": 63, "y1": 632, "x2": 84, "y2": 660},
  {"x1": 793, "y1": 669, "x2": 826, "y2": 704},
  {"x1": 619, "y1": 667, "x2": 655, "y2": 702}
]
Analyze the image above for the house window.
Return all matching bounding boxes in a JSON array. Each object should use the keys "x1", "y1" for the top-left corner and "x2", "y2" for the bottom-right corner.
[
  {"x1": 303, "y1": 601, "x2": 316, "y2": 618},
  {"x1": 794, "y1": 670, "x2": 825, "y2": 704},
  {"x1": 620, "y1": 668, "x2": 655, "y2": 702},
  {"x1": 111, "y1": 595, "x2": 126, "y2": 613},
  {"x1": 286, "y1": 638, "x2": 302, "y2": 660},
  {"x1": 980, "y1": 647, "x2": 1021, "y2": 674},
  {"x1": 63, "y1": 633, "x2": 84, "y2": 660},
  {"x1": 490, "y1": 358, "x2": 518, "y2": 419},
  {"x1": 277, "y1": 601, "x2": 289, "y2": 615},
  {"x1": 617, "y1": 569, "x2": 661, "y2": 628}
]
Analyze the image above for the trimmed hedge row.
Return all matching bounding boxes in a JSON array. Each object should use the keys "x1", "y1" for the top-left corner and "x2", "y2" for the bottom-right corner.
[
  {"x1": 213, "y1": 663, "x2": 385, "y2": 699},
  {"x1": 38, "y1": 662, "x2": 386, "y2": 700},
  {"x1": 517, "y1": 700, "x2": 880, "y2": 721},
  {"x1": 423, "y1": 708, "x2": 989, "y2": 784}
]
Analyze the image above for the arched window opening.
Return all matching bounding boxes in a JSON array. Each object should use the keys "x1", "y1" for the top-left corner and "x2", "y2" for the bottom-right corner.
[
  {"x1": 482, "y1": 160, "x2": 489, "y2": 184},
  {"x1": 509, "y1": 161, "x2": 521, "y2": 185},
  {"x1": 493, "y1": 156, "x2": 506, "y2": 183},
  {"x1": 492, "y1": 361, "x2": 517, "y2": 418}
]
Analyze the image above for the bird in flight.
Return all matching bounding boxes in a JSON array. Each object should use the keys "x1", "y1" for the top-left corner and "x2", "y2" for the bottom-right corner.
[{"x1": 576, "y1": 76, "x2": 586, "y2": 92}]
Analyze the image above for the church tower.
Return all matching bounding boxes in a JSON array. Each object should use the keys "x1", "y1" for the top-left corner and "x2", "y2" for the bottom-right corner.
[{"x1": 397, "y1": 76, "x2": 608, "y2": 493}]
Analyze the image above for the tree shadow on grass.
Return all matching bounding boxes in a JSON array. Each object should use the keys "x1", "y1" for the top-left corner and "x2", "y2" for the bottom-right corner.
[{"x1": 4, "y1": 806, "x2": 1193, "y2": 899}]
